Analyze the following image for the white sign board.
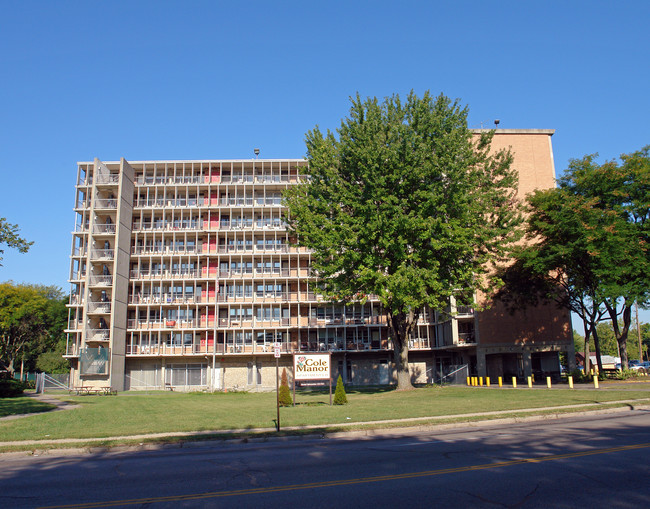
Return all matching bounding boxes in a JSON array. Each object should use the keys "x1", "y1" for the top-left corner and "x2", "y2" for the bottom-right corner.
[{"x1": 293, "y1": 354, "x2": 331, "y2": 381}]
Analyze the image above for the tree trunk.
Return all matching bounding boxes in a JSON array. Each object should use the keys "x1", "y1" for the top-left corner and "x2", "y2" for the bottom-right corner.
[
  {"x1": 592, "y1": 327, "x2": 604, "y2": 373},
  {"x1": 608, "y1": 302, "x2": 632, "y2": 369},
  {"x1": 387, "y1": 311, "x2": 414, "y2": 391},
  {"x1": 7, "y1": 356, "x2": 15, "y2": 377},
  {"x1": 582, "y1": 317, "x2": 591, "y2": 374}
]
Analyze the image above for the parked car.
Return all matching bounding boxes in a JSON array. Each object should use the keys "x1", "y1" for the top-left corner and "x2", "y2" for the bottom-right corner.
[
  {"x1": 636, "y1": 361, "x2": 650, "y2": 374},
  {"x1": 614, "y1": 360, "x2": 647, "y2": 372}
]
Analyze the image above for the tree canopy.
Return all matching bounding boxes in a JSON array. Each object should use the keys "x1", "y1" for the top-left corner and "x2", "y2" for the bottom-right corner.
[
  {"x1": 501, "y1": 147, "x2": 650, "y2": 371},
  {"x1": 0, "y1": 217, "x2": 33, "y2": 267},
  {"x1": 0, "y1": 283, "x2": 67, "y2": 376},
  {"x1": 284, "y1": 91, "x2": 522, "y2": 389}
]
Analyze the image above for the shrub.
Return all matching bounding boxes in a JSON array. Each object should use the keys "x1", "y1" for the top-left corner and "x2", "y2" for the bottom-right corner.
[
  {"x1": 0, "y1": 379, "x2": 27, "y2": 398},
  {"x1": 278, "y1": 368, "x2": 293, "y2": 406},
  {"x1": 333, "y1": 375, "x2": 347, "y2": 405}
]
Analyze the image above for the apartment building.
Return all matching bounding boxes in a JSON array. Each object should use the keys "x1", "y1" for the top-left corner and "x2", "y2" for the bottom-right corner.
[{"x1": 65, "y1": 130, "x2": 573, "y2": 391}]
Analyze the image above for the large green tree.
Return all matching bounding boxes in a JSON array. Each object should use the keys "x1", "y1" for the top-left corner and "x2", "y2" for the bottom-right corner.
[
  {"x1": 0, "y1": 283, "x2": 67, "y2": 376},
  {"x1": 0, "y1": 218, "x2": 33, "y2": 266},
  {"x1": 501, "y1": 148, "x2": 650, "y2": 371},
  {"x1": 285, "y1": 92, "x2": 522, "y2": 390}
]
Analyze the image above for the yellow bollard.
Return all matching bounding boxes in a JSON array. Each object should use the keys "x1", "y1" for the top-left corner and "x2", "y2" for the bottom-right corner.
[
  {"x1": 467, "y1": 376, "x2": 470, "y2": 386},
  {"x1": 479, "y1": 377, "x2": 483, "y2": 386},
  {"x1": 498, "y1": 376, "x2": 503, "y2": 387},
  {"x1": 486, "y1": 377, "x2": 490, "y2": 387},
  {"x1": 512, "y1": 377, "x2": 517, "y2": 388},
  {"x1": 527, "y1": 376, "x2": 532, "y2": 388},
  {"x1": 546, "y1": 376, "x2": 551, "y2": 389},
  {"x1": 568, "y1": 375, "x2": 574, "y2": 389},
  {"x1": 594, "y1": 376, "x2": 599, "y2": 389}
]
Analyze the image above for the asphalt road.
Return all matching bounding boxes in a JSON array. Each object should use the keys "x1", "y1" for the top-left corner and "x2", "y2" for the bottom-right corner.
[{"x1": 2, "y1": 409, "x2": 649, "y2": 508}]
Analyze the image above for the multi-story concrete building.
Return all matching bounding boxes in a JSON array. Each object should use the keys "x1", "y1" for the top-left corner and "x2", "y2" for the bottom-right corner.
[{"x1": 65, "y1": 129, "x2": 573, "y2": 391}]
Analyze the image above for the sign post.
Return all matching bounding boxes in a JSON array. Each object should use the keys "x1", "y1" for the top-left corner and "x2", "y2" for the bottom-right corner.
[{"x1": 274, "y1": 342, "x2": 281, "y2": 431}]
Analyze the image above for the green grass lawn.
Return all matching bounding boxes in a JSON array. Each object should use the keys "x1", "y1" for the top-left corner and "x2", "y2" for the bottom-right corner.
[
  {"x1": 1, "y1": 385, "x2": 649, "y2": 443},
  {"x1": 0, "y1": 397, "x2": 57, "y2": 418}
]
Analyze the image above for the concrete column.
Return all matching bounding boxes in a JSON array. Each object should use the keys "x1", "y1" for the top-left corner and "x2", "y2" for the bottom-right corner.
[
  {"x1": 522, "y1": 349, "x2": 532, "y2": 378},
  {"x1": 477, "y1": 348, "x2": 487, "y2": 378}
]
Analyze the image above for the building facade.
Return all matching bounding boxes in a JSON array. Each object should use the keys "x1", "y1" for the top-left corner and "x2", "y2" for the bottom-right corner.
[{"x1": 65, "y1": 130, "x2": 573, "y2": 391}]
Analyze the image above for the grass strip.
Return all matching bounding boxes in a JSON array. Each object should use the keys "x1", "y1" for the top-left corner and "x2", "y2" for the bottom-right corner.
[
  {"x1": 2, "y1": 385, "x2": 650, "y2": 446},
  {"x1": 0, "y1": 400, "x2": 644, "y2": 454}
]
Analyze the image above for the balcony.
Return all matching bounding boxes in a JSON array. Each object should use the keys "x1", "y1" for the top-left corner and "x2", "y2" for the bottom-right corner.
[
  {"x1": 457, "y1": 333, "x2": 476, "y2": 345},
  {"x1": 129, "y1": 269, "x2": 199, "y2": 280},
  {"x1": 87, "y1": 302, "x2": 111, "y2": 314},
  {"x1": 68, "y1": 294, "x2": 83, "y2": 306},
  {"x1": 91, "y1": 248, "x2": 114, "y2": 260},
  {"x1": 128, "y1": 294, "x2": 200, "y2": 305},
  {"x1": 89, "y1": 275, "x2": 113, "y2": 286},
  {"x1": 94, "y1": 199, "x2": 117, "y2": 209},
  {"x1": 127, "y1": 319, "x2": 198, "y2": 330},
  {"x1": 135, "y1": 175, "x2": 206, "y2": 186},
  {"x1": 130, "y1": 246, "x2": 198, "y2": 256},
  {"x1": 221, "y1": 175, "x2": 254, "y2": 184},
  {"x1": 95, "y1": 174, "x2": 120, "y2": 185},
  {"x1": 85, "y1": 328, "x2": 110, "y2": 342},
  {"x1": 134, "y1": 198, "x2": 207, "y2": 208},
  {"x1": 132, "y1": 220, "x2": 203, "y2": 232},
  {"x1": 93, "y1": 224, "x2": 116, "y2": 235},
  {"x1": 211, "y1": 244, "x2": 294, "y2": 254},
  {"x1": 70, "y1": 271, "x2": 86, "y2": 281}
]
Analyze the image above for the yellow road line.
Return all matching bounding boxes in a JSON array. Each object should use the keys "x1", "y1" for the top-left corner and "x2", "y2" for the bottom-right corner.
[{"x1": 40, "y1": 442, "x2": 650, "y2": 508}]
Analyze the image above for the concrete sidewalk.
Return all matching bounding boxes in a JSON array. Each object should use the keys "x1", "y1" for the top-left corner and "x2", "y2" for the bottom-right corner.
[{"x1": 1, "y1": 394, "x2": 649, "y2": 450}]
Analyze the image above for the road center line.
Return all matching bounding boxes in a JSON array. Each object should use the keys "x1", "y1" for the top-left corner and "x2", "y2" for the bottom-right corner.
[{"x1": 40, "y1": 442, "x2": 650, "y2": 509}]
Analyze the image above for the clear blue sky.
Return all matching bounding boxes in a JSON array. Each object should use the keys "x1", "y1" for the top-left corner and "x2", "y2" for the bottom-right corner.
[{"x1": 1, "y1": 1, "x2": 648, "y2": 327}]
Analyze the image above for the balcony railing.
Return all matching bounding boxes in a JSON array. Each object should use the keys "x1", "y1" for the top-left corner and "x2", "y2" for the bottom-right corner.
[
  {"x1": 95, "y1": 174, "x2": 120, "y2": 185},
  {"x1": 87, "y1": 302, "x2": 111, "y2": 314},
  {"x1": 132, "y1": 221, "x2": 203, "y2": 231},
  {"x1": 123, "y1": 337, "x2": 392, "y2": 357},
  {"x1": 91, "y1": 248, "x2": 114, "y2": 260},
  {"x1": 217, "y1": 219, "x2": 286, "y2": 230},
  {"x1": 93, "y1": 224, "x2": 116, "y2": 234},
  {"x1": 130, "y1": 246, "x2": 198, "y2": 256},
  {"x1": 134, "y1": 198, "x2": 207, "y2": 208},
  {"x1": 86, "y1": 328, "x2": 110, "y2": 341},
  {"x1": 89, "y1": 275, "x2": 113, "y2": 286},
  {"x1": 129, "y1": 269, "x2": 199, "y2": 280},
  {"x1": 94, "y1": 199, "x2": 117, "y2": 209},
  {"x1": 129, "y1": 294, "x2": 201, "y2": 304},
  {"x1": 135, "y1": 175, "x2": 206, "y2": 186},
  {"x1": 127, "y1": 319, "x2": 198, "y2": 330},
  {"x1": 208, "y1": 244, "x2": 294, "y2": 254}
]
